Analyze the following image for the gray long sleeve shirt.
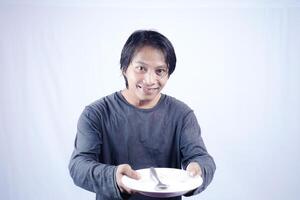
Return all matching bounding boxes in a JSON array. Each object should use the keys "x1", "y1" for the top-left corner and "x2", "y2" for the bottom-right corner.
[{"x1": 69, "y1": 91, "x2": 216, "y2": 200}]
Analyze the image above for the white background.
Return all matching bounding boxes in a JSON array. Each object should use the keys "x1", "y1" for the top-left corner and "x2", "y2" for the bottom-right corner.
[{"x1": 1, "y1": 0, "x2": 300, "y2": 200}]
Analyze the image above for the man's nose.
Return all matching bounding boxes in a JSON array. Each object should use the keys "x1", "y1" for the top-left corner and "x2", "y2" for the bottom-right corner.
[{"x1": 143, "y1": 70, "x2": 156, "y2": 85}]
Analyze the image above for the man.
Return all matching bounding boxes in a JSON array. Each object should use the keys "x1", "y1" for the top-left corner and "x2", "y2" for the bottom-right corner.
[{"x1": 69, "y1": 30, "x2": 216, "y2": 200}]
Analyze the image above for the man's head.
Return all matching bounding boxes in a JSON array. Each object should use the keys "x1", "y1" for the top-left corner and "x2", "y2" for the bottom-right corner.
[{"x1": 120, "y1": 30, "x2": 177, "y2": 88}]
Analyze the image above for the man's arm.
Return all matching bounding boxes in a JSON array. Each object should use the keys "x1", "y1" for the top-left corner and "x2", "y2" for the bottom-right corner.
[
  {"x1": 68, "y1": 106, "x2": 122, "y2": 199},
  {"x1": 180, "y1": 111, "x2": 216, "y2": 195}
]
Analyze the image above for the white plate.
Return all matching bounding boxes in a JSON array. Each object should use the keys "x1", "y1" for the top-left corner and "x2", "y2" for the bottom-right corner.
[{"x1": 122, "y1": 168, "x2": 203, "y2": 198}]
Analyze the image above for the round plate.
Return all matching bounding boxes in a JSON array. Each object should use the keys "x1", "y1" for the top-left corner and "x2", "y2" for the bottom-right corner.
[{"x1": 122, "y1": 168, "x2": 203, "y2": 198}]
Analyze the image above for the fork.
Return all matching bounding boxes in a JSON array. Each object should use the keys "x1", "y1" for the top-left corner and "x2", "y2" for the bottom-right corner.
[{"x1": 150, "y1": 167, "x2": 169, "y2": 190}]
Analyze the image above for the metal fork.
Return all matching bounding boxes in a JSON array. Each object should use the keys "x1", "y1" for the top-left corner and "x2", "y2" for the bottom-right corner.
[{"x1": 150, "y1": 167, "x2": 169, "y2": 190}]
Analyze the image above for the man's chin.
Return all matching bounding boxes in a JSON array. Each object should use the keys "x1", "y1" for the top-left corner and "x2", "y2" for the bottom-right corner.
[{"x1": 137, "y1": 92, "x2": 159, "y2": 101}]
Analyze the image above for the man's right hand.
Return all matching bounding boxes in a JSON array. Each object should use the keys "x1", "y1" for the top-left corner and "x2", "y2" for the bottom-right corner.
[{"x1": 116, "y1": 164, "x2": 140, "y2": 194}]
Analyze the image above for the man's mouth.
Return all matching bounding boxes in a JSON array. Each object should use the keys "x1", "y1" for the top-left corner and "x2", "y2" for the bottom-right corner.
[{"x1": 137, "y1": 85, "x2": 159, "y2": 93}]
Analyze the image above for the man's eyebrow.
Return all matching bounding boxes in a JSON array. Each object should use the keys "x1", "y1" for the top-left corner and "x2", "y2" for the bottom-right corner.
[
  {"x1": 135, "y1": 61, "x2": 148, "y2": 65},
  {"x1": 134, "y1": 61, "x2": 167, "y2": 68}
]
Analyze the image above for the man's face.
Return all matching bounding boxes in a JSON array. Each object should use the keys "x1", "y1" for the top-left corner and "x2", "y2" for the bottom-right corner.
[{"x1": 123, "y1": 45, "x2": 169, "y2": 103}]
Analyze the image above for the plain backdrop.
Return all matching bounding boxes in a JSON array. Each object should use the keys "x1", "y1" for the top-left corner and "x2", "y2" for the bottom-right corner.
[{"x1": 1, "y1": 0, "x2": 300, "y2": 200}]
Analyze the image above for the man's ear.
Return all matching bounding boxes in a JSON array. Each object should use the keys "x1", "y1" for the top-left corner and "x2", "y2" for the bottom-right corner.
[{"x1": 121, "y1": 69, "x2": 127, "y2": 77}]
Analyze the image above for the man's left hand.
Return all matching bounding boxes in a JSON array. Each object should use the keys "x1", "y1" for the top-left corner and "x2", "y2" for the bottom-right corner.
[{"x1": 186, "y1": 162, "x2": 202, "y2": 177}]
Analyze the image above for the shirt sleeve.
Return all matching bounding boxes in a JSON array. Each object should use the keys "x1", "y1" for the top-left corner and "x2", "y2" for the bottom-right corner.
[
  {"x1": 68, "y1": 106, "x2": 123, "y2": 200},
  {"x1": 180, "y1": 111, "x2": 216, "y2": 196}
]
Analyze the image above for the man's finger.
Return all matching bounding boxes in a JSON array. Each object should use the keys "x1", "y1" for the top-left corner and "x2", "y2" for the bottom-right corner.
[
  {"x1": 116, "y1": 164, "x2": 140, "y2": 195},
  {"x1": 119, "y1": 182, "x2": 134, "y2": 194},
  {"x1": 186, "y1": 162, "x2": 202, "y2": 177},
  {"x1": 123, "y1": 165, "x2": 140, "y2": 180}
]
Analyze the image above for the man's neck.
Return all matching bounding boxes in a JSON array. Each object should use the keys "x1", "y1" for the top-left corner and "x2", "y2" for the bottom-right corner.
[{"x1": 121, "y1": 89, "x2": 161, "y2": 109}]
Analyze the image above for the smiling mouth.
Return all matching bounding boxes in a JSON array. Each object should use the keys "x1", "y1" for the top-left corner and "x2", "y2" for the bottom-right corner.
[{"x1": 137, "y1": 85, "x2": 159, "y2": 93}]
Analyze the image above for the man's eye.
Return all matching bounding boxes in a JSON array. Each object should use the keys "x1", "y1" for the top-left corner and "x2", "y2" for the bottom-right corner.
[
  {"x1": 136, "y1": 66, "x2": 146, "y2": 71},
  {"x1": 156, "y1": 68, "x2": 167, "y2": 76}
]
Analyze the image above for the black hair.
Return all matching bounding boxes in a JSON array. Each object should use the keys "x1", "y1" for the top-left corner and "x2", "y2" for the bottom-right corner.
[{"x1": 120, "y1": 30, "x2": 177, "y2": 88}]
